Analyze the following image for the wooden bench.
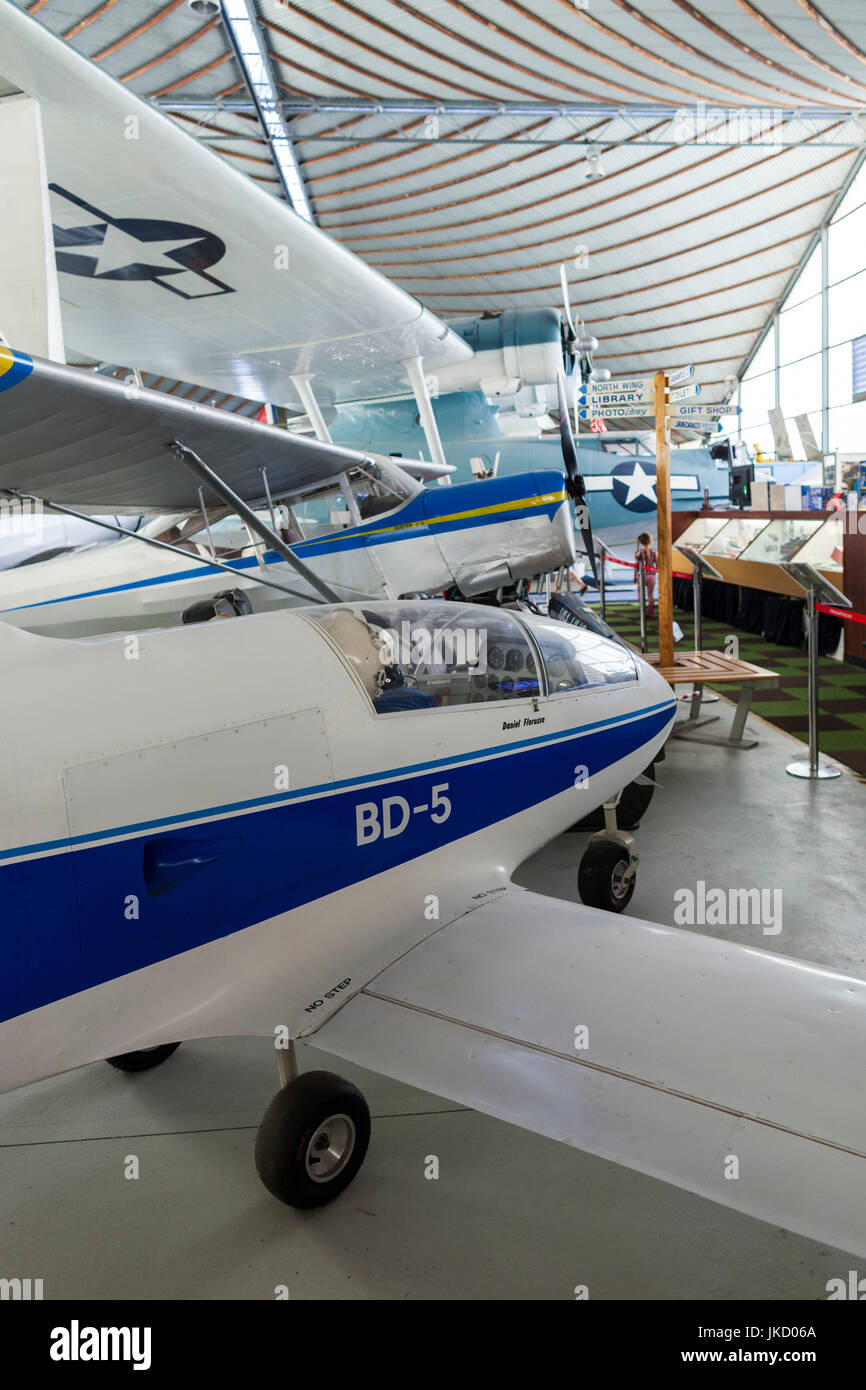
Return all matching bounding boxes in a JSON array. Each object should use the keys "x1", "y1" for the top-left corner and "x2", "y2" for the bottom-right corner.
[{"x1": 637, "y1": 649, "x2": 780, "y2": 749}]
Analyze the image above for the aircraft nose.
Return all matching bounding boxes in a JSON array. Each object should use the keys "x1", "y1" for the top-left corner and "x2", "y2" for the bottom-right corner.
[{"x1": 637, "y1": 651, "x2": 677, "y2": 721}]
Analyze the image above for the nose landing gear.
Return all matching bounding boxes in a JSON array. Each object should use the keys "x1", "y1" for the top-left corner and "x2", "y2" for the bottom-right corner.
[{"x1": 577, "y1": 793, "x2": 638, "y2": 913}]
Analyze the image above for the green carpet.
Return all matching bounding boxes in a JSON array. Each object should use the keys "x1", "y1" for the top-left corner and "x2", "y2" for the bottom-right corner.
[{"x1": 601, "y1": 601, "x2": 866, "y2": 779}]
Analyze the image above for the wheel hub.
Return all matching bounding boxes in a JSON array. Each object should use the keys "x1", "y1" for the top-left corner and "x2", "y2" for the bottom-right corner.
[
  {"x1": 610, "y1": 860, "x2": 634, "y2": 901},
  {"x1": 305, "y1": 1113, "x2": 356, "y2": 1183}
]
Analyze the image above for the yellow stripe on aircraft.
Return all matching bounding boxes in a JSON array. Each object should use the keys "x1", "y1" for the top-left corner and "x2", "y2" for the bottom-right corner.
[{"x1": 299, "y1": 489, "x2": 567, "y2": 550}]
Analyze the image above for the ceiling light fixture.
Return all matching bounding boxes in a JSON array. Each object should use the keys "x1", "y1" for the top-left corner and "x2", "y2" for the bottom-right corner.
[
  {"x1": 221, "y1": 0, "x2": 314, "y2": 222},
  {"x1": 584, "y1": 144, "x2": 605, "y2": 181}
]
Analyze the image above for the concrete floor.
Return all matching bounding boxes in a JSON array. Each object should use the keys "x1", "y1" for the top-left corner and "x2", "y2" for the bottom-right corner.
[{"x1": 1, "y1": 698, "x2": 864, "y2": 1300}]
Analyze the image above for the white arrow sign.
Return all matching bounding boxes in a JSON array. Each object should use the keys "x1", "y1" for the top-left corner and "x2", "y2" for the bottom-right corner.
[
  {"x1": 668, "y1": 402, "x2": 740, "y2": 418},
  {"x1": 577, "y1": 387, "x2": 654, "y2": 408},
  {"x1": 668, "y1": 364, "x2": 694, "y2": 385},
  {"x1": 582, "y1": 375, "x2": 655, "y2": 394},
  {"x1": 668, "y1": 383, "x2": 701, "y2": 402},
  {"x1": 669, "y1": 417, "x2": 723, "y2": 433},
  {"x1": 578, "y1": 405, "x2": 654, "y2": 420}
]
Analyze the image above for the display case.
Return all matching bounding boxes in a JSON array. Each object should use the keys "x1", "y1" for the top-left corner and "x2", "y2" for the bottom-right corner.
[
  {"x1": 787, "y1": 513, "x2": 845, "y2": 573},
  {"x1": 703, "y1": 516, "x2": 770, "y2": 559},
  {"x1": 670, "y1": 510, "x2": 853, "y2": 622},
  {"x1": 738, "y1": 517, "x2": 825, "y2": 565},
  {"x1": 672, "y1": 516, "x2": 728, "y2": 553}
]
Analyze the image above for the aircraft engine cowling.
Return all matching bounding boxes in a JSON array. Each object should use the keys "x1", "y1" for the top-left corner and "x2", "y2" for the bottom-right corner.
[{"x1": 431, "y1": 309, "x2": 565, "y2": 397}]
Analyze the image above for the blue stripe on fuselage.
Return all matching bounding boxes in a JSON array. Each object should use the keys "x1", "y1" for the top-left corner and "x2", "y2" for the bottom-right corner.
[
  {"x1": 0, "y1": 474, "x2": 565, "y2": 615},
  {"x1": 0, "y1": 700, "x2": 673, "y2": 1023}
]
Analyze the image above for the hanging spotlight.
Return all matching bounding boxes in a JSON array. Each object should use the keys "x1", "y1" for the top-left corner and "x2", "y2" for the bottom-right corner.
[
  {"x1": 584, "y1": 144, "x2": 605, "y2": 181},
  {"x1": 188, "y1": 0, "x2": 220, "y2": 15}
]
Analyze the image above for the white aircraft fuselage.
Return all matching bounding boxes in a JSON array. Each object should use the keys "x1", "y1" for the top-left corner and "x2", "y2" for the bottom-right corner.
[
  {"x1": 0, "y1": 601, "x2": 673, "y2": 1091},
  {"x1": 0, "y1": 469, "x2": 575, "y2": 636}
]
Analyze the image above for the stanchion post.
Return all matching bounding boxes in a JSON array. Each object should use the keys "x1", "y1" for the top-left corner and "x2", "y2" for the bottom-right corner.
[
  {"x1": 598, "y1": 547, "x2": 606, "y2": 621},
  {"x1": 782, "y1": 561, "x2": 850, "y2": 780},
  {"x1": 637, "y1": 556, "x2": 647, "y2": 654},
  {"x1": 693, "y1": 565, "x2": 703, "y2": 653}
]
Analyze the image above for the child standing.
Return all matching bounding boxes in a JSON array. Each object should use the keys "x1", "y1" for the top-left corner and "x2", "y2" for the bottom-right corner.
[{"x1": 634, "y1": 532, "x2": 658, "y2": 618}]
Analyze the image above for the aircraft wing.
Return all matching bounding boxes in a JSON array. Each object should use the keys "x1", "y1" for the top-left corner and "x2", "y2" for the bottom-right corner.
[
  {"x1": 0, "y1": 4, "x2": 472, "y2": 408},
  {"x1": 314, "y1": 886, "x2": 866, "y2": 1257},
  {"x1": 0, "y1": 347, "x2": 366, "y2": 512}
]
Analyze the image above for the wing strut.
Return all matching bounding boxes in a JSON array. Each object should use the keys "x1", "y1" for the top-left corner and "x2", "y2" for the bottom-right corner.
[
  {"x1": 402, "y1": 356, "x2": 450, "y2": 484},
  {"x1": 0, "y1": 489, "x2": 313, "y2": 601},
  {"x1": 167, "y1": 441, "x2": 341, "y2": 604}
]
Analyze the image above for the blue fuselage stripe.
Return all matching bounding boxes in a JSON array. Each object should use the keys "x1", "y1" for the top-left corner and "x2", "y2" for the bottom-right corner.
[
  {"x1": 0, "y1": 484, "x2": 563, "y2": 615},
  {"x1": 0, "y1": 700, "x2": 674, "y2": 1023}
]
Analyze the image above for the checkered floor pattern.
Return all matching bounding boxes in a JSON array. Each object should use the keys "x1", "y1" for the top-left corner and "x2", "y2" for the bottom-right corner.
[{"x1": 601, "y1": 601, "x2": 866, "y2": 779}]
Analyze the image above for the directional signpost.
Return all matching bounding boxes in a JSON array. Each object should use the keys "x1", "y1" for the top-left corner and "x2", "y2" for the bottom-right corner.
[
  {"x1": 668, "y1": 363, "x2": 694, "y2": 386},
  {"x1": 669, "y1": 402, "x2": 739, "y2": 433},
  {"x1": 578, "y1": 404, "x2": 654, "y2": 421},
  {"x1": 670, "y1": 403, "x2": 738, "y2": 418},
  {"x1": 669, "y1": 418, "x2": 723, "y2": 433},
  {"x1": 576, "y1": 364, "x2": 735, "y2": 665}
]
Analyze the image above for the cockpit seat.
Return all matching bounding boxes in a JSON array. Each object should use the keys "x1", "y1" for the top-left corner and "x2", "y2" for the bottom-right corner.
[
  {"x1": 182, "y1": 589, "x2": 253, "y2": 624},
  {"x1": 358, "y1": 494, "x2": 397, "y2": 520},
  {"x1": 373, "y1": 686, "x2": 439, "y2": 713}
]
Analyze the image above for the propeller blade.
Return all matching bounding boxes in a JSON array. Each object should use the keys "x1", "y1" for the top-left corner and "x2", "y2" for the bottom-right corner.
[
  {"x1": 556, "y1": 371, "x2": 598, "y2": 584},
  {"x1": 556, "y1": 370, "x2": 579, "y2": 489},
  {"x1": 559, "y1": 263, "x2": 576, "y2": 337}
]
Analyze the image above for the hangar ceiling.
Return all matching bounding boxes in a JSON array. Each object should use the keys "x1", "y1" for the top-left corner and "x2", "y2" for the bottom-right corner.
[{"x1": 13, "y1": 0, "x2": 866, "y2": 405}]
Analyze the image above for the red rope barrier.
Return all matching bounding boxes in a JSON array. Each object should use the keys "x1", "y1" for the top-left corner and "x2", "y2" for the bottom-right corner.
[
  {"x1": 816, "y1": 602, "x2": 866, "y2": 626},
  {"x1": 588, "y1": 561, "x2": 866, "y2": 625},
  {"x1": 599, "y1": 553, "x2": 659, "y2": 576}
]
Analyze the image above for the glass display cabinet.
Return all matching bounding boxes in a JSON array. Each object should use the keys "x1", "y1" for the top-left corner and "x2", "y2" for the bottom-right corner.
[
  {"x1": 738, "y1": 517, "x2": 825, "y2": 566},
  {"x1": 703, "y1": 516, "x2": 770, "y2": 559},
  {"x1": 673, "y1": 516, "x2": 729, "y2": 553},
  {"x1": 789, "y1": 513, "x2": 845, "y2": 573}
]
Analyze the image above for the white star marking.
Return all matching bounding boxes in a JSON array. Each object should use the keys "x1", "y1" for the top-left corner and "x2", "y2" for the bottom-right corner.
[
  {"x1": 620, "y1": 461, "x2": 658, "y2": 506},
  {"x1": 86, "y1": 224, "x2": 200, "y2": 276}
]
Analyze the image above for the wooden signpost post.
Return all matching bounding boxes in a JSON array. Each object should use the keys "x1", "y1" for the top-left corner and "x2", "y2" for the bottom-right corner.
[{"x1": 654, "y1": 370, "x2": 674, "y2": 666}]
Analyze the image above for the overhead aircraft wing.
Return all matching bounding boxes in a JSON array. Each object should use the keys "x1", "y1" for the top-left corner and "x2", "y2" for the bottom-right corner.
[
  {"x1": 387, "y1": 457, "x2": 454, "y2": 482},
  {"x1": 0, "y1": 4, "x2": 471, "y2": 408},
  {"x1": 0, "y1": 347, "x2": 366, "y2": 512},
  {"x1": 315, "y1": 886, "x2": 866, "y2": 1257}
]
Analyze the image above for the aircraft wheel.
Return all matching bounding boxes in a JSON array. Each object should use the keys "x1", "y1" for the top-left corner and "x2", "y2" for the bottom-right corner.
[
  {"x1": 255, "y1": 1070, "x2": 371, "y2": 1209},
  {"x1": 578, "y1": 840, "x2": 636, "y2": 913},
  {"x1": 106, "y1": 1042, "x2": 181, "y2": 1072}
]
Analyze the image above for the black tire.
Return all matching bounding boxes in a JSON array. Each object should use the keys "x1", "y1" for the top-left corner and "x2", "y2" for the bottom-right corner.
[
  {"x1": 578, "y1": 839, "x2": 636, "y2": 913},
  {"x1": 106, "y1": 1042, "x2": 181, "y2": 1072},
  {"x1": 255, "y1": 1070, "x2": 371, "y2": 1210}
]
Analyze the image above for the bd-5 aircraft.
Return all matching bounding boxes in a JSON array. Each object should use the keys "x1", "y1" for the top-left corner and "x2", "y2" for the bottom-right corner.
[
  {"x1": 1, "y1": 415, "x2": 865, "y2": 1254},
  {"x1": 2, "y1": 4, "x2": 865, "y2": 1257}
]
